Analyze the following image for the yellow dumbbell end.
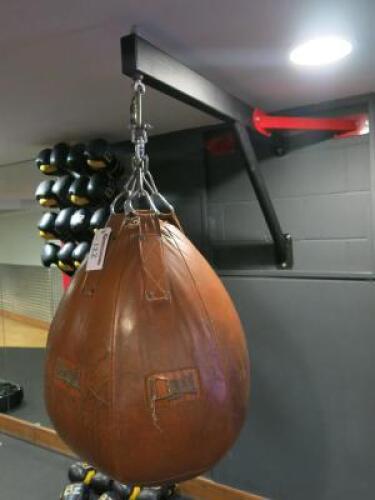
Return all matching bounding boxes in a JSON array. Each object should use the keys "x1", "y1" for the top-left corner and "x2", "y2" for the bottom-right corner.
[
  {"x1": 83, "y1": 469, "x2": 96, "y2": 485},
  {"x1": 87, "y1": 159, "x2": 106, "y2": 170},
  {"x1": 129, "y1": 486, "x2": 141, "y2": 500},
  {"x1": 40, "y1": 164, "x2": 57, "y2": 173},
  {"x1": 39, "y1": 198, "x2": 57, "y2": 207},
  {"x1": 58, "y1": 261, "x2": 74, "y2": 273},
  {"x1": 39, "y1": 230, "x2": 54, "y2": 240},
  {"x1": 70, "y1": 195, "x2": 90, "y2": 206}
]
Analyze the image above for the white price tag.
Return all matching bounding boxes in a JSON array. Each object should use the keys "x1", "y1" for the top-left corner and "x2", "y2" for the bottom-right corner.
[{"x1": 86, "y1": 227, "x2": 112, "y2": 271}]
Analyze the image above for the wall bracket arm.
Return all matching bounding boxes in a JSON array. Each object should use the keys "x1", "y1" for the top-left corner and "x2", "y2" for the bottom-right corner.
[{"x1": 121, "y1": 33, "x2": 293, "y2": 268}]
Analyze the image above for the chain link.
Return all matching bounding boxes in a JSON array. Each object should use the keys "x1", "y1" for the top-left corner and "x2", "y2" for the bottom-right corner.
[
  {"x1": 111, "y1": 77, "x2": 174, "y2": 216},
  {"x1": 130, "y1": 77, "x2": 149, "y2": 168}
]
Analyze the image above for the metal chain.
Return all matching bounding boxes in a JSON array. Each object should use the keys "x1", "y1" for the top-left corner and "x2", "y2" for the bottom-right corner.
[
  {"x1": 111, "y1": 77, "x2": 174, "y2": 216},
  {"x1": 130, "y1": 77, "x2": 149, "y2": 168}
]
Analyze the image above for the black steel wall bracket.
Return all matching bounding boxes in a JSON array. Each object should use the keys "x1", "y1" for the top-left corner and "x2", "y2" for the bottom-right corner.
[
  {"x1": 234, "y1": 122, "x2": 293, "y2": 268},
  {"x1": 121, "y1": 33, "x2": 294, "y2": 269}
]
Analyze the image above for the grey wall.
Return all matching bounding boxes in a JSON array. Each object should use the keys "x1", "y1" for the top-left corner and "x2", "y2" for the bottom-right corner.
[
  {"x1": 0, "y1": 210, "x2": 44, "y2": 266},
  {"x1": 198, "y1": 96, "x2": 375, "y2": 500},
  {"x1": 149, "y1": 128, "x2": 209, "y2": 253},
  {"x1": 213, "y1": 277, "x2": 375, "y2": 500},
  {"x1": 207, "y1": 124, "x2": 371, "y2": 276}
]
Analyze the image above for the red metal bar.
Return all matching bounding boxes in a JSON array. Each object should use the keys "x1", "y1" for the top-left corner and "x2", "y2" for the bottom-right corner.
[
  {"x1": 252, "y1": 108, "x2": 367, "y2": 138},
  {"x1": 62, "y1": 273, "x2": 71, "y2": 291}
]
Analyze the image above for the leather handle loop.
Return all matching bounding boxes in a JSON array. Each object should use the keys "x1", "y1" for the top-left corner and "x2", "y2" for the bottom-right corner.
[
  {"x1": 158, "y1": 211, "x2": 184, "y2": 232},
  {"x1": 138, "y1": 212, "x2": 170, "y2": 302}
]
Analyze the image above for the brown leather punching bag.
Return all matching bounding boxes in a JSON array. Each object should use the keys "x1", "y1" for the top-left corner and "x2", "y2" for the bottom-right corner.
[{"x1": 45, "y1": 211, "x2": 250, "y2": 486}]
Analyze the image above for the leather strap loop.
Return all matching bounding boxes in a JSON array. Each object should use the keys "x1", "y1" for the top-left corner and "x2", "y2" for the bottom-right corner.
[
  {"x1": 138, "y1": 212, "x2": 170, "y2": 302},
  {"x1": 159, "y1": 211, "x2": 183, "y2": 232}
]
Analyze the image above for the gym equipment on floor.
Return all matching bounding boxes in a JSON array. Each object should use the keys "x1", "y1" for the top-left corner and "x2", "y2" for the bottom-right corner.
[
  {"x1": 0, "y1": 379, "x2": 24, "y2": 413},
  {"x1": 59, "y1": 482, "x2": 89, "y2": 500},
  {"x1": 68, "y1": 462, "x2": 96, "y2": 483}
]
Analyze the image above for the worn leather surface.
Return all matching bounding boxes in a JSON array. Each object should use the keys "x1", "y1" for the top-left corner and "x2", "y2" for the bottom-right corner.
[{"x1": 45, "y1": 211, "x2": 250, "y2": 486}]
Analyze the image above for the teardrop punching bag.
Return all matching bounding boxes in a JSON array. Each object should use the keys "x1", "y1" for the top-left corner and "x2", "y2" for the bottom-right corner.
[{"x1": 44, "y1": 79, "x2": 250, "y2": 487}]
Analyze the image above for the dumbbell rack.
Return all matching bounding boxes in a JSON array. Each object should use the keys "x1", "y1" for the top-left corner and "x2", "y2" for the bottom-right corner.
[{"x1": 36, "y1": 140, "x2": 129, "y2": 279}]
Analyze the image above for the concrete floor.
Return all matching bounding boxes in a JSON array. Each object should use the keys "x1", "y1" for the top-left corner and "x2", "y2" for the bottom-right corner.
[
  {"x1": 1, "y1": 347, "x2": 51, "y2": 426},
  {"x1": 0, "y1": 434, "x2": 74, "y2": 500},
  {"x1": 0, "y1": 317, "x2": 51, "y2": 425}
]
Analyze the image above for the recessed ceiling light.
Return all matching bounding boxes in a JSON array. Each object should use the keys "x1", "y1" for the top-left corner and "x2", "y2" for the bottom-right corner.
[{"x1": 290, "y1": 36, "x2": 352, "y2": 66}]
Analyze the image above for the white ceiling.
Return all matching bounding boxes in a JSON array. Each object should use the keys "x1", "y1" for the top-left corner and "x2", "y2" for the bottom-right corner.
[{"x1": 0, "y1": 0, "x2": 374, "y2": 170}]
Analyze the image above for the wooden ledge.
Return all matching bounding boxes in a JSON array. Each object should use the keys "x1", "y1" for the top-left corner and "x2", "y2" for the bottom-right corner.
[
  {"x1": 0, "y1": 309, "x2": 50, "y2": 330},
  {"x1": 0, "y1": 412, "x2": 73, "y2": 456},
  {"x1": 179, "y1": 476, "x2": 267, "y2": 500}
]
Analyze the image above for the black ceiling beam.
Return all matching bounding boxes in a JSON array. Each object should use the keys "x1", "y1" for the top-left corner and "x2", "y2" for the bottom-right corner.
[{"x1": 121, "y1": 33, "x2": 252, "y2": 125}]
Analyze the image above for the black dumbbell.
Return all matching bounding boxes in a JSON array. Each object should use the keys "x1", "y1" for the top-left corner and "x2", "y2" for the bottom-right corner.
[
  {"x1": 112, "y1": 481, "x2": 133, "y2": 499},
  {"x1": 52, "y1": 175, "x2": 75, "y2": 207},
  {"x1": 72, "y1": 241, "x2": 90, "y2": 268},
  {"x1": 50, "y1": 142, "x2": 69, "y2": 175},
  {"x1": 160, "y1": 484, "x2": 176, "y2": 498},
  {"x1": 57, "y1": 242, "x2": 76, "y2": 275},
  {"x1": 67, "y1": 144, "x2": 87, "y2": 175},
  {"x1": 90, "y1": 206, "x2": 110, "y2": 232},
  {"x1": 38, "y1": 212, "x2": 58, "y2": 240},
  {"x1": 90, "y1": 472, "x2": 113, "y2": 496},
  {"x1": 35, "y1": 179, "x2": 59, "y2": 207},
  {"x1": 35, "y1": 148, "x2": 55, "y2": 175},
  {"x1": 87, "y1": 173, "x2": 116, "y2": 205},
  {"x1": 69, "y1": 176, "x2": 91, "y2": 206},
  {"x1": 70, "y1": 208, "x2": 93, "y2": 241},
  {"x1": 137, "y1": 487, "x2": 163, "y2": 500},
  {"x1": 41, "y1": 243, "x2": 60, "y2": 268},
  {"x1": 60, "y1": 482, "x2": 90, "y2": 500},
  {"x1": 98, "y1": 493, "x2": 118, "y2": 500},
  {"x1": 85, "y1": 139, "x2": 116, "y2": 172},
  {"x1": 68, "y1": 462, "x2": 96, "y2": 483},
  {"x1": 55, "y1": 207, "x2": 76, "y2": 241}
]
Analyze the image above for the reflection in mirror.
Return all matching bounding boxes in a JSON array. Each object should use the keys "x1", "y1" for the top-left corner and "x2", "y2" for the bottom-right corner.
[{"x1": 0, "y1": 207, "x2": 63, "y2": 428}]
